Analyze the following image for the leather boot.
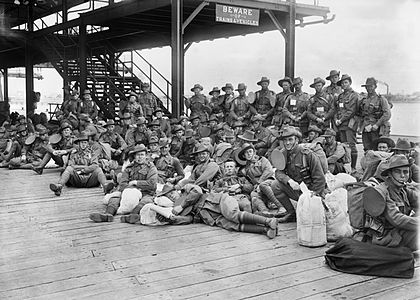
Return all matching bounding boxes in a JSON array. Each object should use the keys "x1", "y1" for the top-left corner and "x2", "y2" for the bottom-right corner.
[
  {"x1": 102, "y1": 182, "x2": 114, "y2": 194},
  {"x1": 240, "y1": 224, "x2": 276, "y2": 239},
  {"x1": 259, "y1": 183, "x2": 283, "y2": 209},
  {"x1": 49, "y1": 183, "x2": 62, "y2": 196},
  {"x1": 239, "y1": 212, "x2": 278, "y2": 229},
  {"x1": 32, "y1": 165, "x2": 43, "y2": 175},
  {"x1": 120, "y1": 214, "x2": 140, "y2": 224},
  {"x1": 89, "y1": 213, "x2": 114, "y2": 222},
  {"x1": 277, "y1": 212, "x2": 296, "y2": 223}
]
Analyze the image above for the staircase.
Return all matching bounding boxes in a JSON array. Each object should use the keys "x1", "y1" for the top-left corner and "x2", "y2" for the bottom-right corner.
[{"x1": 33, "y1": 23, "x2": 173, "y2": 120}]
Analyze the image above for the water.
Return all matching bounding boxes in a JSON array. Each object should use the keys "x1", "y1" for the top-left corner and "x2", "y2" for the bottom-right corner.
[{"x1": 390, "y1": 102, "x2": 420, "y2": 137}]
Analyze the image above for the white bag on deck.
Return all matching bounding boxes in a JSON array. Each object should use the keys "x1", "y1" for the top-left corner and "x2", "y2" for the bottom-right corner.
[
  {"x1": 326, "y1": 172, "x2": 356, "y2": 191},
  {"x1": 117, "y1": 188, "x2": 142, "y2": 214},
  {"x1": 324, "y1": 188, "x2": 353, "y2": 241},
  {"x1": 296, "y1": 182, "x2": 327, "y2": 247}
]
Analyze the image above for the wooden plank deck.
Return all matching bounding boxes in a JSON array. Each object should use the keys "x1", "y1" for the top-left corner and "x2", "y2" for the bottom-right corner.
[{"x1": 0, "y1": 168, "x2": 418, "y2": 300}]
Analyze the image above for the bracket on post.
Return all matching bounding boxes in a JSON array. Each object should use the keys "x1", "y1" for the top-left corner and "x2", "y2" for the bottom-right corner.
[
  {"x1": 184, "y1": 42, "x2": 193, "y2": 53},
  {"x1": 182, "y1": 1, "x2": 209, "y2": 34},
  {"x1": 264, "y1": 10, "x2": 286, "y2": 40}
]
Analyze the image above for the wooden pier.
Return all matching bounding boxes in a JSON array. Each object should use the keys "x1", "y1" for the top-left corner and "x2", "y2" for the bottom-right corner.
[{"x1": 0, "y1": 168, "x2": 418, "y2": 299}]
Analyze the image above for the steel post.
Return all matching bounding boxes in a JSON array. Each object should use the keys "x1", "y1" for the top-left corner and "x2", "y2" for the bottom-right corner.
[
  {"x1": 285, "y1": 0, "x2": 296, "y2": 79},
  {"x1": 79, "y1": 22, "x2": 87, "y2": 93},
  {"x1": 171, "y1": 0, "x2": 184, "y2": 117},
  {"x1": 25, "y1": 4, "x2": 34, "y2": 117}
]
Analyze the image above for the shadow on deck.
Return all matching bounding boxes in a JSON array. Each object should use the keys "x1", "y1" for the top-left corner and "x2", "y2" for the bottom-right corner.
[{"x1": 0, "y1": 168, "x2": 418, "y2": 299}]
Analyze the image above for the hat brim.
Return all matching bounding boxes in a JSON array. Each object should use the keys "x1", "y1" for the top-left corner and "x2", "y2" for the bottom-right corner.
[
  {"x1": 192, "y1": 148, "x2": 209, "y2": 155},
  {"x1": 374, "y1": 137, "x2": 395, "y2": 149},
  {"x1": 157, "y1": 187, "x2": 176, "y2": 197},
  {"x1": 238, "y1": 144, "x2": 255, "y2": 161},
  {"x1": 326, "y1": 72, "x2": 340, "y2": 80},
  {"x1": 129, "y1": 148, "x2": 147, "y2": 155},
  {"x1": 310, "y1": 81, "x2": 325, "y2": 88},
  {"x1": 233, "y1": 148, "x2": 247, "y2": 166},
  {"x1": 25, "y1": 135, "x2": 37, "y2": 145},
  {"x1": 237, "y1": 135, "x2": 257, "y2": 142},
  {"x1": 190, "y1": 86, "x2": 203, "y2": 92},
  {"x1": 257, "y1": 80, "x2": 270, "y2": 86},
  {"x1": 209, "y1": 90, "x2": 220, "y2": 95},
  {"x1": 278, "y1": 80, "x2": 292, "y2": 86},
  {"x1": 337, "y1": 77, "x2": 352, "y2": 86},
  {"x1": 49, "y1": 133, "x2": 62, "y2": 144}
]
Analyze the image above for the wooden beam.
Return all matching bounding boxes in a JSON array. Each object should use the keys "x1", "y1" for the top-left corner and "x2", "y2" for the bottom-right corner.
[
  {"x1": 265, "y1": 10, "x2": 286, "y2": 39},
  {"x1": 182, "y1": 1, "x2": 209, "y2": 34}
]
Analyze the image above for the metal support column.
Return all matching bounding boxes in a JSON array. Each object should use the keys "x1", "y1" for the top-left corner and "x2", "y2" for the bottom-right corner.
[
  {"x1": 3, "y1": 69, "x2": 8, "y2": 104},
  {"x1": 285, "y1": 0, "x2": 296, "y2": 79},
  {"x1": 25, "y1": 4, "x2": 34, "y2": 117},
  {"x1": 79, "y1": 22, "x2": 87, "y2": 93},
  {"x1": 171, "y1": 0, "x2": 184, "y2": 117},
  {"x1": 62, "y1": 0, "x2": 69, "y2": 89}
]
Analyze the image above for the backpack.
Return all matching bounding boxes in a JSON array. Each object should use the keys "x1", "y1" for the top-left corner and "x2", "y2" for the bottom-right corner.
[
  {"x1": 325, "y1": 238, "x2": 415, "y2": 278},
  {"x1": 345, "y1": 178, "x2": 379, "y2": 230},
  {"x1": 338, "y1": 142, "x2": 351, "y2": 164},
  {"x1": 301, "y1": 143, "x2": 328, "y2": 174}
]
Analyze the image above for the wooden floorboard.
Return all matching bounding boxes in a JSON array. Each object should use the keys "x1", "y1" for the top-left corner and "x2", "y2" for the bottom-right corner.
[{"x1": 0, "y1": 169, "x2": 418, "y2": 299}]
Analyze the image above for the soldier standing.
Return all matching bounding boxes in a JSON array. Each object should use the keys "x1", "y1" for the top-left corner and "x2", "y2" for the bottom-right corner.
[
  {"x1": 307, "y1": 77, "x2": 335, "y2": 131},
  {"x1": 185, "y1": 84, "x2": 210, "y2": 122},
  {"x1": 78, "y1": 90, "x2": 98, "y2": 120},
  {"x1": 229, "y1": 83, "x2": 256, "y2": 127},
  {"x1": 252, "y1": 77, "x2": 275, "y2": 125},
  {"x1": 324, "y1": 70, "x2": 342, "y2": 101},
  {"x1": 334, "y1": 74, "x2": 359, "y2": 173},
  {"x1": 138, "y1": 82, "x2": 158, "y2": 122},
  {"x1": 358, "y1": 77, "x2": 391, "y2": 151},
  {"x1": 267, "y1": 77, "x2": 293, "y2": 129},
  {"x1": 208, "y1": 87, "x2": 224, "y2": 122},
  {"x1": 283, "y1": 77, "x2": 310, "y2": 136}
]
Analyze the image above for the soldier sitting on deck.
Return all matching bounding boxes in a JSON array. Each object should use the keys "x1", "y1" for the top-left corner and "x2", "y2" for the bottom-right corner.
[
  {"x1": 0, "y1": 124, "x2": 28, "y2": 167},
  {"x1": 99, "y1": 120, "x2": 127, "y2": 164},
  {"x1": 32, "y1": 122, "x2": 75, "y2": 175},
  {"x1": 49, "y1": 132, "x2": 114, "y2": 196},
  {"x1": 154, "y1": 138, "x2": 185, "y2": 185},
  {"x1": 271, "y1": 126, "x2": 326, "y2": 223},
  {"x1": 322, "y1": 128, "x2": 348, "y2": 174},
  {"x1": 89, "y1": 144, "x2": 158, "y2": 223}
]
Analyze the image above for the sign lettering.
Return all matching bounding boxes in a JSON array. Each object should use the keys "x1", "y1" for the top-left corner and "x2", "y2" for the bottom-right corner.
[{"x1": 215, "y1": 4, "x2": 260, "y2": 27}]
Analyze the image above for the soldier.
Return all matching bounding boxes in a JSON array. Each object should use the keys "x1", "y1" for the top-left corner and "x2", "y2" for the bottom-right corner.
[
  {"x1": 78, "y1": 89, "x2": 98, "y2": 120},
  {"x1": 334, "y1": 74, "x2": 359, "y2": 173},
  {"x1": 138, "y1": 82, "x2": 158, "y2": 122},
  {"x1": 0, "y1": 124, "x2": 28, "y2": 167},
  {"x1": 0, "y1": 127, "x2": 11, "y2": 162},
  {"x1": 170, "y1": 124, "x2": 184, "y2": 157},
  {"x1": 185, "y1": 84, "x2": 210, "y2": 122},
  {"x1": 49, "y1": 132, "x2": 114, "y2": 196},
  {"x1": 154, "y1": 138, "x2": 185, "y2": 184},
  {"x1": 324, "y1": 70, "x2": 342, "y2": 97},
  {"x1": 363, "y1": 155, "x2": 418, "y2": 251},
  {"x1": 177, "y1": 144, "x2": 220, "y2": 190},
  {"x1": 117, "y1": 111, "x2": 132, "y2": 139},
  {"x1": 17, "y1": 115, "x2": 35, "y2": 134},
  {"x1": 126, "y1": 117, "x2": 152, "y2": 150},
  {"x1": 208, "y1": 87, "x2": 224, "y2": 122},
  {"x1": 213, "y1": 159, "x2": 253, "y2": 212},
  {"x1": 178, "y1": 129, "x2": 196, "y2": 167},
  {"x1": 99, "y1": 120, "x2": 127, "y2": 163},
  {"x1": 358, "y1": 77, "x2": 391, "y2": 151},
  {"x1": 207, "y1": 115, "x2": 218, "y2": 133},
  {"x1": 250, "y1": 114, "x2": 272, "y2": 156},
  {"x1": 148, "y1": 135, "x2": 160, "y2": 161},
  {"x1": 229, "y1": 83, "x2": 256, "y2": 127},
  {"x1": 322, "y1": 128, "x2": 347, "y2": 174},
  {"x1": 267, "y1": 77, "x2": 293, "y2": 129},
  {"x1": 89, "y1": 144, "x2": 158, "y2": 223},
  {"x1": 153, "y1": 108, "x2": 171, "y2": 137},
  {"x1": 124, "y1": 92, "x2": 144, "y2": 122},
  {"x1": 271, "y1": 126, "x2": 326, "y2": 223},
  {"x1": 283, "y1": 77, "x2": 310, "y2": 136},
  {"x1": 62, "y1": 89, "x2": 80, "y2": 117},
  {"x1": 306, "y1": 124, "x2": 323, "y2": 143},
  {"x1": 307, "y1": 77, "x2": 335, "y2": 131},
  {"x1": 148, "y1": 119, "x2": 166, "y2": 140},
  {"x1": 8, "y1": 125, "x2": 49, "y2": 169},
  {"x1": 232, "y1": 120, "x2": 246, "y2": 139},
  {"x1": 189, "y1": 114, "x2": 202, "y2": 138},
  {"x1": 373, "y1": 136, "x2": 395, "y2": 153},
  {"x1": 220, "y1": 83, "x2": 236, "y2": 121},
  {"x1": 78, "y1": 113, "x2": 96, "y2": 134},
  {"x1": 252, "y1": 77, "x2": 275, "y2": 125},
  {"x1": 237, "y1": 143, "x2": 282, "y2": 216},
  {"x1": 32, "y1": 122, "x2": 75, "y2": 175}
]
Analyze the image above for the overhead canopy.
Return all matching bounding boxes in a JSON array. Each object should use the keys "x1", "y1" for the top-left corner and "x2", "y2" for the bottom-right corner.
[{"x1": 0, "y1": 0, "x2": 330, "y2": 68}]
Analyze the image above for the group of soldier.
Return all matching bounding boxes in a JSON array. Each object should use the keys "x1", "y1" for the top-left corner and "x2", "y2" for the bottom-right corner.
[{"x1": 0, "y1": 70, "x2": 417, "y2": 248}]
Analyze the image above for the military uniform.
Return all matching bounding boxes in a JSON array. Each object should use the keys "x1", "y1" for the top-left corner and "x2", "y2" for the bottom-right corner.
[
  {"x1": 9, "y1": 136, "x2": 48, "y2": 169},
  {"x1": 125, "y1": 127, "x2": 152, "y2": 148},
  {"x1": 154, "y1": 153, "x2": 185, "y2": 184},
  {"x1": 170, "y1": 136, "x2": 184, "y2": 157},
  {"x1": 324, "y1": 83, "x2": 342, "y2": 102},
  {"x1": 335, "y1": 86, "x2": 359, "y2": 169},
  {"x1": 178, "y1": 139, "x2": 196, "y2": 167},
  {"x1": 213, "y1": 174, "x2": 253, "y2": 212},
  {"x1": 157, "y1": 118, "x2": 171, "y2": 137},
  {"x1": 253, "y1": 89, "x2": 275, "y2": 125},
  {"x1": 283, "y1": 91, "x2": 310, "y2": 135},
  {"x1": 187, "y1": 157, "x2": 220, "y2": 190},
  {"x1": 58, "y1": 146, "x2": 108, "y2": 189},
  {"x1": 185, "y1": 94, "x2": 210, "y2": 121},
  {"x1": 323, "y1": 141, "x2": 346, "y2": 174},
  {"x1": 307, "y1": 91, "x2": 335, "y2": 131},
  {"x1": 99, "y1": 131, "x2": 127, "y2": 161},
  {"x1": 78, "y1": 100, "x2": 98, "y2": 120},
  {"x1": 209, "y1": 96, "x2": 225, "y2": 122},
  {"x1": 253, "y1": 126, "x2": 272, "y2": 157},
  {"x1": 138, "y1": 92, "x2": 158, "y2": 121},
  {"x1": 358, "y1": 93, "x2": 391, "y2": 151},
  {"x1": 229, "y1": 95, "x2": 255, "y2": 126}
]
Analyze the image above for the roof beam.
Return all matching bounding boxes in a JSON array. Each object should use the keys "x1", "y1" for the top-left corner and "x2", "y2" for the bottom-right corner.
[
  {"x1": 265, "y1": 10, "x2": 286, "y2": 39},
  {"x1": 182, "y1": 1, "x2": 209, "y2": 34}
]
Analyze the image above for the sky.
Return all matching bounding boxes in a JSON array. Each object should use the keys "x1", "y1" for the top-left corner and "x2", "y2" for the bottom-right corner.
[{"x1": 5, "y1": 0, "x2": 420, "y2": 100}]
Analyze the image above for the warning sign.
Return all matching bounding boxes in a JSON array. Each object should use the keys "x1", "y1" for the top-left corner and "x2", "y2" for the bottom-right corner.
[{"x1": 215, "y1": 4, "x2": 260, "y2": 27}]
